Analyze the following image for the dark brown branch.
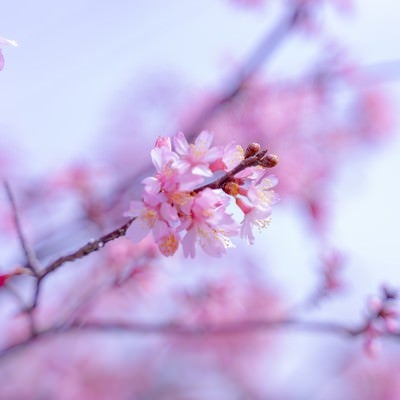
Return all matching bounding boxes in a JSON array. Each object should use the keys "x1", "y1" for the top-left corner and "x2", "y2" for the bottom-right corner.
[
  {"x1": 3, "y1": 181, "x2": 40, "y2": 276},
  {"x1": 40, "y1": 217, "x2": 136, "y2": 278}
]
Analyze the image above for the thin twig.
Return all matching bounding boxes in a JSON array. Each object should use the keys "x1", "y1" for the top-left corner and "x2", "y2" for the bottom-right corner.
[
  {"x1": 40, "y1": 217, "x2": 136, "y2": 278},
  {"x1": 193, "y1": 149, "x2": 277, "y2": 193},
  {"x1": 68, "y1": 318, "x2": 362, "y2": 337},
  {"x1": 39, "y1": 147, "x2": 277, "y2": 279},
  {"x1": 30, "y1": 279, "x2": 42, "y2": 311},
  {"x1": 3, "y1": 284, "x2": 38, "y2": 335},
  {"x1": 3, "y1": 181, "x2": 40, "y2": 276}
]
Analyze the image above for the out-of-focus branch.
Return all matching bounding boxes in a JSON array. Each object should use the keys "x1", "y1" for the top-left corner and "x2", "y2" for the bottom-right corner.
[
  {"x1": 184, "y1": 4, "x2": 304, "y2": 137},
  {"x1": 67, "y1": 318, "x2": 363, "y2": 337},
  {"x1": 3, "y1": 181, "x2": 40, "y2": 276},
  {"x1": 3, "y1": 181, "x2": 43, "y2": 332},
  {"x1": 0, "y1": 317, "x2": 372, "y2": 361},
  {"x1": 102, "y1": 4, "x2": 302, "y2": 213}
]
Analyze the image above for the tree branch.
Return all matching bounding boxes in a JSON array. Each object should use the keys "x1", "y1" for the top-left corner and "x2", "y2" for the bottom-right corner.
[
  {"x1": 193, "y1": 148, "x2": 277, "y2": 193},
  {"x1": 3, "y1": 181, "x2": 40, "y2": 276},
  {"x1": 0, "y1": 317, "x2": 375, "y2": 361},
  {"x1": 40, "y1": 217, "x2": 136, "y2": 278},
  {"x1": 184, "y1": 4, "x2": 303, "y2": 137}
]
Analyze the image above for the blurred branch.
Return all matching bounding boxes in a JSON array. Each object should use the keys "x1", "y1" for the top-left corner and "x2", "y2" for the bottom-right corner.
[
  {"x1": 3, "y1": 181, "x2": 40, "y2": 276},
  {"x1": 0, "y1": 317, "x2": 370, "y2": 361},
  {"x1": 102, "y1": 4, "x2": 302, "y2": 211},
  {"x1": 185, "y1": 4, "x2": 303, "y2": 137},
  {"x1": 67, "y1": 318, "x2": 363, "y2": 337}
]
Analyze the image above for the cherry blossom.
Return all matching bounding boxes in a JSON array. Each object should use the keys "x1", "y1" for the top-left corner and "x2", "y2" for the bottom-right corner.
[
  {"x1": 125, "y1": 132, "x2": 278, "y2": 257},
  {"x1": 173, "y1": 130, "x2": 223, "y2": 177},
  {"x1": 181, "y1": 188, "x2": 239, "y2": 257}
]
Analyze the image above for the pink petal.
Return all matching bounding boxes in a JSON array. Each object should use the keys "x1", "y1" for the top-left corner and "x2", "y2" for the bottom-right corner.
[
  {"x1": 150, "y1": 148, "x2": 163, "y2": 172},
  {"x1": 160, "y1": 202, "x2": 179, "y2": 226},
  {"x1": 155, "y1": 136, "x2": 171, "y2": 150},
  {"x1": 124, "y1": 200, "x2": 144, "y2": 218},
  {"x1": 195, "y1": 131, "x2": 213, "y2": 150},
  {"x1": 126, "y1": 218, "x2": 151, "y2": 242},
  {"x1": 173, "y1": 131, "x2": 189, "y2": 155},
  {"x1": 142, "y1": 177, "x2": 161, "y2": 194},
  {"x1": 192, "y1": 164, "x2": 212, "y2": 177},
  {"x1": 182, "y1": 228, "x2": 197, "y2": 258}
]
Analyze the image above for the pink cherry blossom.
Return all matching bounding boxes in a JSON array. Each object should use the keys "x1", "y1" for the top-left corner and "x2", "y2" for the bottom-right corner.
[
  {"x1": 236, "y1": 176, "x2": 278, "y2": 244},
  {"x1": 221, "y1": 142, "x2": 245, "y2": 171},
  {"x1": 124, "y1": 200, "x2": 159, "y2": 242},
  {"x1": 238, "y1": 200, "x2": 272, "y2": 244},
  {"x1": 182, "y1": 188, "x2": 239, "y2": 257},
  {"x1": 125, "y1": 132, "x2": 278, "y2": 257},
  {"x1": 173, "y1": 131, "x2": 223, "y2": 177}
]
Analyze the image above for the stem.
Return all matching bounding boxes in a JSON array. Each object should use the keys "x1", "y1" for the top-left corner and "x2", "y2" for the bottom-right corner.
[
  {"x1": 40, "y1": 217, "x2": 136, "y2": 278},
  {"x1": 193, "y1": 149, "x2": 276, "y2": 193}
]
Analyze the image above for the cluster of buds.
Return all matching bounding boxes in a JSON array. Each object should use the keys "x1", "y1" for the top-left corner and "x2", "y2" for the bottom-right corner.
[
  {"x1": 125, "y1": 131, "x2": 278, "y2": 257},
  {"x1": 364, "y1": 285, "x2": 399, "y2": 356}
]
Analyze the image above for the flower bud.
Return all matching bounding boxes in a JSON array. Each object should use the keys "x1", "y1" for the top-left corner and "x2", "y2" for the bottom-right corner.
[
  {"x1": 244, "y1": 143, "x2": 261, "y2": 158},
  {"x1": 260, "y1": 154, "x2": 279, "y2": 168}
]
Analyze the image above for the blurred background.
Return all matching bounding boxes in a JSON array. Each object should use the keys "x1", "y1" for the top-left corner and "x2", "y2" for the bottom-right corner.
[{"x1": 1, "y1": 0, "x2": 400, "y2": 399}]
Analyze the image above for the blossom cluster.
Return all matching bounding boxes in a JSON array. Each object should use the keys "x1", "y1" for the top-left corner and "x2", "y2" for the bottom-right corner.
[{"x1": 125, "y1": 131, "x2": 278, "y2": 257}]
